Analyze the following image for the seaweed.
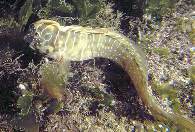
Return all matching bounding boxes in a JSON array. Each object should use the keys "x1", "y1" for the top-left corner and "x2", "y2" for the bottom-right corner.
[
  {"x1": 153, "y1": 47, "x2": 170, "y2": 58},
  {"x1": 38, "y1": 61, "x2": 70, "y2": 102},
  {"x1": 0, "y1": 0, "x2": 195, "y2": 131},
  {"x1": 17, "y1": 0, "x2": 33, "y2": 31},
  {"x1": 17, "y1": 90, "x2": 34, "y2": 116},
  {"x1": 189, "y1": 66, "x2": 195, "y2": 84},
  {"x1": 145, "y1": 0, "x2": 177, "y2": 21},
  {"x1": 71, "y1": 0, "x2": 103, "y2": 23}
]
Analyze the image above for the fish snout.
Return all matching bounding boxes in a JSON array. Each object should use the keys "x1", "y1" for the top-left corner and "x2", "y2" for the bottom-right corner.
[{"x1": 24, "y1": 24, "x2": 41, "y2": 50}]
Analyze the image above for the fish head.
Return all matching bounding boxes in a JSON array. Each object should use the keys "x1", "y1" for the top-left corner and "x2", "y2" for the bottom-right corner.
[{"x1": 25, "y1": 19, "x2": 60, "y2": 56}]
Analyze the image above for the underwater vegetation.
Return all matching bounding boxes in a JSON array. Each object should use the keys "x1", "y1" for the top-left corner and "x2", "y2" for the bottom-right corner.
[
  {"x1": 39, "y1": 61, "x2": 70, "y2": 101},
  {"x1": 190, "y1": 66, "x2": 195, "y2": 84},
  {"x1": 145, "y1": 0, "x2": 177, "y2": 21},
  {"x1": 0, "y1": 0, "x2": 195, "y2": 131},
  {"x1": 25, "y1": 19, "x2": 195, "y2": 131},
  {"x1": 153, "y1": 47, "x2": 170, "y2": 58}
]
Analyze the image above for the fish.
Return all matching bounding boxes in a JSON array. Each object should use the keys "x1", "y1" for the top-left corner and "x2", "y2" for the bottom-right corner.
[{"x1": 26, "y1": 19, "x2": 195, "y2": 131}]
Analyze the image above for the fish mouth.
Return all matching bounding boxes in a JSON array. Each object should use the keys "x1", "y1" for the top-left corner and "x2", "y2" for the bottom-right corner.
[
  {"x1": 24, "y1": 33, "x2": 39, "y2": 50},
  {"x1": 24, "y1": 24, "x2": 36, "y2": 43},
  {"x1": 24, "y1": 24, "x2": 40, "y2": 50},
  {"x1": 24, "y1": 33, "x2": 34, "y2": 44}
]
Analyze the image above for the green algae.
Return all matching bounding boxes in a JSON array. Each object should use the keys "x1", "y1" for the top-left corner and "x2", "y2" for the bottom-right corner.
[
  {"x1": 145, "y1": 0, "x2": 176, "y2": 21},
  {"x1": 0, "y1": 17, "x2": 19, "y2": 29},
  {"x1": 151, "y1": 82, "x2": 177, "y2": 97},
  {"x1": 0, "y1": 0, "x2": 33, "y2": 31},
  {"x1": 48, "y1": 0, "x2": 74, "y2": 14},
  {"x1": 192, "y1": 0, "x2": 195, "y2": 5},
  {"x1": 175, "y1": 16, "x2": 195, "y2": 45},
  {"x1": 189, "y1": 66, "x2": 195, "y2": 84},
  {"x1": 18, "y1": 0, "x2": 33, "y2": 30},
  {"x1": 17, "y1": 90, "x2": 33, "y2": 116},
  {"x1": 28, "y1": 18, "x2": 195, "y2": 131},
  {"x1": 39, "y1": 61, "x2": 70, "y2": 101},
  {"x1": 82, "y1": 86, "x2": 114, "y2": 106},
  {"x1": 72, "y1": 0, "x2": 103, "y2": 22},
  {"x1": 153, "y1": 47, "x2": 170, "y2": 58},
  {"x1": 0, "y1": 0, "x2": 194, "y2": 131},
  {"x1": 143, "y1": 120, "x2": 175, "y2": 131},
  {"x1": 16, "y1": 61, "x2": 71, "y2": 117},
  {"x1": 37, "y1": 0, "x2": 121, "y2": 29},
  {"x1": 37, "y1": 0, "x2": 104, "y2": 25},
  {"x1": 151, "y1": 80, "x2": 183, "y2": 114},
  {"x1": 176, "y1": 17, "x2": 194, "y2": 34}
]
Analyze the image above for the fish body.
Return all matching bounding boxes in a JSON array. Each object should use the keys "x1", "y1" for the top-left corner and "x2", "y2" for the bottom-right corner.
[{"x1": 27, "y1": 19, "x2": 195, "y2": 130}]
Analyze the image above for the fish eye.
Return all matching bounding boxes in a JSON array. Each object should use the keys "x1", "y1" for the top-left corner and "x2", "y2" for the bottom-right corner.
[
  {"x1": 35, "y1": 32, "x2": 40, "y2": 37},
  {"x1": 35, "y1": 32, "x2": 39, "y2": 37}
]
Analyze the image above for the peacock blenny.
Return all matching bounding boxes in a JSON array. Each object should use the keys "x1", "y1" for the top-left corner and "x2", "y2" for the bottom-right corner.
[{"x1": 25, "y1": 19, "x2": 195, "y2": 131}]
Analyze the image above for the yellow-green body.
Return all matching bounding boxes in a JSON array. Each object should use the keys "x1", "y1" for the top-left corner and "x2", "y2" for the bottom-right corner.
[{"x1": 28, "y1": 19, "x2": 195, "y2": 131}]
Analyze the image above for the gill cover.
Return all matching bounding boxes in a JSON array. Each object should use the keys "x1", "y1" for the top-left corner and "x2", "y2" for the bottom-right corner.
[{"x1": 30, "y1": 20, "x2": 61, "y2": 53}]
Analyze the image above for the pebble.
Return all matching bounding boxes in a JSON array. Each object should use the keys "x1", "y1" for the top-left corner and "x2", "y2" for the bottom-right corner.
[
  {"x1": 178, "y1": 51, "x2": 184, "y2": 61},
  {"x1": 18, "y1": 83, "x2": 26, "y2": 90}
]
